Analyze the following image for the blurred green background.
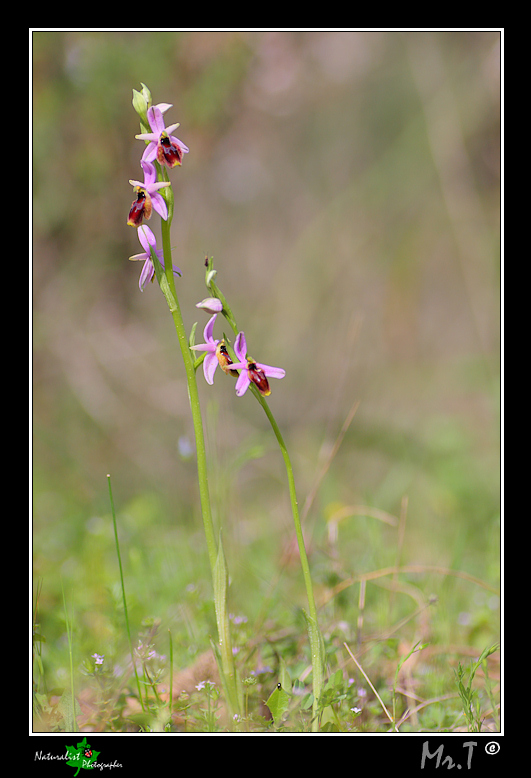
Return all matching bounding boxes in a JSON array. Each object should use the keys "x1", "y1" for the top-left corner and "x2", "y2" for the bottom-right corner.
[{"x1": 33, "y1": 31, "x2": 500, "y2": 685}]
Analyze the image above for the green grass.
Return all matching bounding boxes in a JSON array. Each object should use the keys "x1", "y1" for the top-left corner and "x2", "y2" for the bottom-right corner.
[
  {"x1": 33, "y1": 425, "x2": 499, "y2": 733},
  {"x1": 32, "y1": 577, "x2": 499, "y2": 732}
]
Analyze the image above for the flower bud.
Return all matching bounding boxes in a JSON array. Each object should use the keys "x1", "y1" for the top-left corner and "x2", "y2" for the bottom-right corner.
[
  {"x1": 196, "y1": 297, "x2": 223, "y2": 315},
  {"x1": 132, "y1": 83, "x2": 152, "y2": 131}
]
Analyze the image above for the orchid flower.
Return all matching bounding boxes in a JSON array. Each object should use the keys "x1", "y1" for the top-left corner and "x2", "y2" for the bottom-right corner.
[
  {"x1": 136, "y1": 105, "x2": 189, "y2": 168},
  {"x1": 127, "y1": 160, "x2": 171, "y2": 226},
  {"x1": 231, "y1": 332, "x2": 286, "y2": 397},
  {"x1": 190, "y1": 315, "x2": 238, "y2": 384},
  {"x1": 129, "y1": 224, "x2": 181, "y2": 291}
]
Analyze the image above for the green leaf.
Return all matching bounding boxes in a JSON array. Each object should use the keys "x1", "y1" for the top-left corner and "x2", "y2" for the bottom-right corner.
[
  {"x1": 65, "y1": 737, "x2": 100, "y2": 776},
  {"x1": 265, "y1": 683, "x2": 290, "y2": 725},
  {"x1": 301, "y1": 608, "x2": 325, "y2": 702},
  {"x1": 278, "y1": 657, "x2": 292, "y2": 695},
  {"x1": 58, "y1": 690, "x2": 81, "y2": 735},
  {"x1": 213, "y1": 532, "x2": 228, "y2": 637},
  {"x1": 189, "y1": 321, "x2": 198, "y2": 349}
]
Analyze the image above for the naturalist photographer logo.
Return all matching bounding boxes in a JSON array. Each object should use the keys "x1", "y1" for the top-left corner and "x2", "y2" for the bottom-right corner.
[
  {"x1": 66, "y1": 738, "x2": 122, "y2": 774},
  {"x1": 34, "y1": 737, "x2": 122, "y2": 774}
]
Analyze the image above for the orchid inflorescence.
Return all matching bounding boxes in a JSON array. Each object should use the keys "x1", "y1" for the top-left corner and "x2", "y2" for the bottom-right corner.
[
  {"x1": 127, "y1": 88, "x2": 186, "y2": 291},
  {"x1": 127, "y1": 84, "x2": 285, "y2": 397},
  {"x1": 126, "y1": 86, "x2": 321, "y2": 727}
]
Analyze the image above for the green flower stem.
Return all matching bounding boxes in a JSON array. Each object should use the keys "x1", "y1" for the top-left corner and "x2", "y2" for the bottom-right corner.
[
  {"x1": 254, "y1": 390, "x2": 324, "y2": 729},
  {"x1": 159, "y1": 220, "x2": 217, "y2": 572},
  {"x1": 152, "y1": 217, "x2": 239, "y2": 721},
  {"x1": 209, "y1": 273, "x2": 324, "y2": 729}
]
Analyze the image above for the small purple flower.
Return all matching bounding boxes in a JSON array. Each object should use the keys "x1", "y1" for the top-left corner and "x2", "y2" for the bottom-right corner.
[
  {"x1": 127, "y1": 160, "x2": 171, "y2": 226},
  {"x1": 136, "y1": 105, "x2": 189, "y2": 168},
  {"x1": 91, "y1": 653, "x2": 105, "y2": 665},
  {"x1": 231, "y1": 332, "x2": 285, "y2": 397},
  {"x1": 129, "y1": 224, "x2": 181, "y2": 291},
  {"x1": 195, "y1": 679, "x2": 216, "y2": 692}
]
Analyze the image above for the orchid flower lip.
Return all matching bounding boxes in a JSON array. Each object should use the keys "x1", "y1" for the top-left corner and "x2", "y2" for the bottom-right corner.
[
  {"x1": 229, "y1": 331, "x2": 286, "y2": 396},
  {"x1": 215, "y1": 340, "x2": 239, "y2": 377},
  {"x1": 127, "y1": 160, "x2": 171, "y2": 224},
  {"x1": 127, "y1": 187, "x2": 151, "y2": 226}
]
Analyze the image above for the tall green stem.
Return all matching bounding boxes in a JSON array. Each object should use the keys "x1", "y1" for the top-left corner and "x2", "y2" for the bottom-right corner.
[
  {"x1": 153, "y1": 217, "x2": 239, "y2": 721},
  {"x1": 160, "y1": 220, "x2": 217, "y2": 571},
  {"x1": 209, "y1": 274, "x2": 324, "y2": 729},
  {"x1": 254, "y1": 391, "x2": 324, "y2": 730}
]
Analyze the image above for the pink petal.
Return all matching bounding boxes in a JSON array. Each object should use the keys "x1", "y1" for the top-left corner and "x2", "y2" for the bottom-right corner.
[
  {"x1": 234, "y1": 332, "x2": 247, "y2": 361},
  {"x1": 203, "y1": 353, "x2": 219, "y2": 385},
  {"x1": 147, "y1": 106, "x2": 166, "y2": 135},
  {"x1": 235, "y1": 372, "x2": 251, "y2": 396}
]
